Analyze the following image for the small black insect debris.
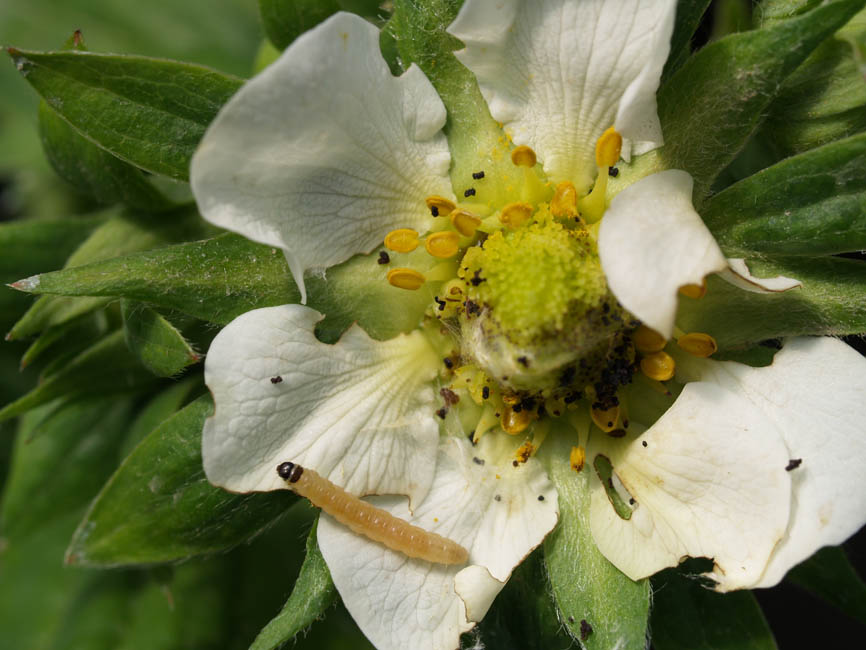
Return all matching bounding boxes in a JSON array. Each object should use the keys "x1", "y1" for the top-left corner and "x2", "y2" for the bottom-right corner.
[
  {"x1": 517, "y1": 356, "x2": 529, "y2": 367},
  {"x1": 513, "y1": 403, "x2": 523, "y2": 413},
  {"x1": 472, "y1": 171, "x2": 485, "y2": 179},
  {"x1": 494, "y1": 494, "x2": 502, "y2": 502},
  {"x1": 270, "y1": 376, "x2": 283, "y2": 384},
  {"x1": 608, "y1": 166, "x2": 619, "y2": 177},
  {"x1": 482, "y1": 386, "x2": 490, "y2": 399},
  {"x1": 436, "y1": 407, "x2": 448, "y2": 419},
  {"x1": 606, "y1": 420, "x2": 614, "y2": 428},
  {"x1": 464, "y1": 187, "x2": 476, "y2": 197},
  {"x1": 560, "y1": 366, "x2": 576, "y2": 386},
  {"x1": 642, "y1": 440, "x2": 648, "y2": 447},
  {"x1": 607, "y1": 429, "x2": 626, "y2": 438},
  {"x1": 431, "y1": 205, "x2": 439, "y2": 217},
  {"x1": 623, "y1": 419, "x2": 629, "y2": 428},
  {"x1": 473, "y1": 456, "x2": 486, "y2": 465},
  {"x1": 444, "y1": 357, "x2": 454, "y2": 369},
  {"x1": 580, "y1": 619, "x2": 593, "y2": 641},
  {"x1": 568, "y1": 616, "x2": 575, "y2": 624},
  {"x1": 564, "y1": 392, "x2": 580, "y2": 404},
  {"x1": 440, "y1": 387, "x2": 460, "y2": 405},
  {"x1": 538, "y1": 495, "x2": 545, "y2": 501},
  {"x1": 629, "y1": 498, "x2": 635, "y2": 505},
  {"x1": 786, "y1": 458, "x2": 803, "y2": 471},
  {"x1": 602, "y1": 302, "x2": 611, "y2": 313},
  {"x1": 464, "y1": 299, "x2": 481, "y2": 316},
  {"x1": 512, "y1": 460, "x2": 520, "y2": 467},
  {"x1": 434, "y1": 296, "x2": 446, "y2": 311},
  {"x1": 471, "y1": 269, "x2": 486, "y2": 286},
  {"x1": 377, "y1": 250, "x2": 390, "y2": 265}
]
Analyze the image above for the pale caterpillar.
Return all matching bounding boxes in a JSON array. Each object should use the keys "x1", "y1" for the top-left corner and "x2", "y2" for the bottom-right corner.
[{"x1": 277, "y1": 462, "x2": 469, "y2": 565}]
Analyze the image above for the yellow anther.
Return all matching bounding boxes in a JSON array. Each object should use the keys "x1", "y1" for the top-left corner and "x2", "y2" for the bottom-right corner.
[
  {"x1": 499, "y1": 202, "x2": 534, "y2": 229},
  {"x1": 591, "y1": 404, "x2": 620, "y2": 433},
  {"x1": 384, "y1": 228, "x2": 420, "y2": 253},
  {"x1": 511, "y1": 145, "x2": 537, "y2": 167},
  {"x1": 595, "y1": 126, "x2": 622, "y2": 168},
  {"x1": 425, "y1": 231, "x2": 460, "y2": 258},
  {"x1": 450, "y1": 209, "x2": 482, "y2": 237},
  {"x1": 514, "y1": 441, "x2": 535, "y2": 465},
  {"x1": 570, "y1": 445, "x2": 586, "y2": 473},
  {"x1": 386, "y1": 267, "x2": 425, "y2": 290},
  {"x1": 550, "y1": 181, "x2": 578, "y2": 218},
  {"x1": 679, "y1": 281, "x2": 707, "y2": 299},
  {"x1": 640, "y1": 350, "x2": 676, "y2": 382},
  {"x1": 633, "y1": 325, "x2": 667, "y2": 354},
  {"x1": 425, "y1": 195, "x2": 456, "y2": 216},
  {"x1": 677, "y1": 332, "x2": 718, "y2": 358},
  {"x1": 501, "y1": 405, "x2": 533, "y2": 435}
]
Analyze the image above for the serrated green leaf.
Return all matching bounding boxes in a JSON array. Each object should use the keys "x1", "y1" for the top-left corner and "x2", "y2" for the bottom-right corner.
[
  {"x1": 121, "y1": 377, "x2": 202, "y2": 456},
  {"x1": 66, "y1": 395, "x2": 295, "y2": 566},
  {"x1": 540, "y1": 429, "x2": 650, "y2": 650},
  {"x1": 121, "y1": 301, "x2": 200, "y2": 377},
  {"x1": 1, "y1": 396, "x2": 135, "y2": 539},
  {"x1": 7, "y1": 49, "x2": 243, "y2": 180},
  {"x1": 676, "y1": 256, "x2": 866, "y2": 349},
  {"x1": 249, "y1": 517, "x2": 337, "y2": 650},
  {"x1": 624, "y1": 0, "x2": 866, "y2": 203},
  {"x1": 38, "y1": 101, "x2": 176, "y2": 212},
  {"x1": 0, "y1": 330, "x2": 155, "y2": 422},
  {"x1": 701, "y1": 132, "x2": 866, "y2": 256},
  {"x1": 8, "y1": 207, "x2": 210, "y2": 340},
  {"x1": 787, "y1": 546, "x2": 866, "y2": 626},
  {"x1": 13, "y1": 233, "x2": 431, "y2": 341},
  {"x1": 661, "y1": 0, "x2": 713, "y2": 83},
  {"x1": 650, "y1": 568, "x2": 777, "y2": 650},
  {"x1": 259, "y1": 0, "x2": 341, "y2": 50}
]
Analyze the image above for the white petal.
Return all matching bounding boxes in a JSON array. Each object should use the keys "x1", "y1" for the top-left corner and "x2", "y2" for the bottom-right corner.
[
  {"x1": 679, "y1": 337, "x2": 866, "y2": 588},
  {"x1": 589, "y1": 381, "x2": 792, "y2": 590},
  {"x1": 202, "y1": 305, "x2": 440, "y2": 506},
  {"x1": 318, "y1": 435, "x2": 558, "y2": 650},
  {"x1": 598, "y1": 170, "x2": 727, "y2": 338},
  {"x1": 190, "y1": 13, "x2": 453, "y2": 301},
  {"x1": 447, "y1": 0, "x2": 676, "y2": 189},
  {"x1": 719, "y1": 258, "x2": 803, "y2": 293}
]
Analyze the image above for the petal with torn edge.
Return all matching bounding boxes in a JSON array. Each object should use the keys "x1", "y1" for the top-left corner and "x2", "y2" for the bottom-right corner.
[
  {"x1": 589, "y1": 381, "x2": 791, "y2": 591},
  {"x1": 719, "y1": 258, "x2": 803, "y2": 293},
  {"x1": 598, "y1": 170, "x2": 727, "y2": 338},
  {"x1": 190, "y1": 12, "x2": 452, "y2": 302},
  {"x1": 202, "y1": 304, "x2": 440, "y2": 507},
  {"x1": 447, "y1": 0, "x2": 676, "y2": 190},
  {"x1": 318, "y1": 434, "x2": 558, "y2": 650},
  {"x1": 679, "y1": 337, "x2": 866, "y2": 588}
]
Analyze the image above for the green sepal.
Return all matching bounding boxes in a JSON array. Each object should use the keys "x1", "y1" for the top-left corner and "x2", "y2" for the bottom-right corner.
[
  {"x1": 249, "y1": 516, "x2": 338, "y2": 650},
  {"x1": 0, "y1": 330, "x2": 155, "y2": 422},
  {"x1": 676, "y1": 256, "x2": 866, "y2": 349},
  {"x1": 661, "y1": 0, "x2": 713, "y2": 83},
  {"x1": 65, "y1": 395, "x2": 296, "y2": 566},
  {"x1": 6, "y1": 48, "x2": 243, "y2": 181},
  {"x1": 763, "y1": 12, "x2": 866, "y2": 156},
  {"x1": 540, "y1": 428, "x2": 650, "y2": 650},
  {"x1": 627, "y1": 0, "x2": 866, "y2": 203},
  {"x1": 20, "y1": 312, "x2": 109, "y2": 369},
  {"x1": 389, "y1": 0, "x2": 530, "y2": 203},
  {"x1": 787, "y1": 546, "x2": 866, "y2": 626},
  {"x1": 120, "y1": 377, "x2": 202, "y2": 456},
  {"x1": 259, "y1": 0, "x2": 341, "y2": 50},
  {"x1": 38, "y1": 100, "x2": 176, "y2": 212},
  {"x1": 471, "y1": 548, "x2": 569, "y2": 650},
  {"x1": 121, "y1": 300, "x2": 200, "y2": 377},
  {"x1": 701, "y1": 132, "x2": 866, "y2": 256},
  {"x1": 0, "y1": 395, "x2": 136, "y2": 539},
  {"x1": 7, "y1": 207, "x2": 211, "y2": 340},
  {"x1": 12, "y1": 233, "x2": 431, "y2": 341},
  {"x1": 649, "y1": 567, "x2": 777, "y2": 650}
]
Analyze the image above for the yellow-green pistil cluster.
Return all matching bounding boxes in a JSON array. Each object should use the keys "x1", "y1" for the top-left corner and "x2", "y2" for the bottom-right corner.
[{"x1": 379, "y1": 128, "x2": 717, "y2": 467}]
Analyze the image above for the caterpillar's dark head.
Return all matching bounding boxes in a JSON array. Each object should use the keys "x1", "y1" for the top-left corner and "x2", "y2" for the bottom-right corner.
[{"x1": 276, "y1": 461, "x2": 304, "y2": 483}]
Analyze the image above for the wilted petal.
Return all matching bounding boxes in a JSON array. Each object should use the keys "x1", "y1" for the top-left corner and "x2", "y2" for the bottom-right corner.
[
  {"x1": 598, "y1": 170, "x2": 727, "y2": 338},
  {"x1": 202, "y1": 305, "x2": 440, "y2": 506},
  {"x1": 448, "y1": 0, "x2": 676, "y2": 189},
  {"x1": 589, "y1": 381, "x2": 791, "y2": 590},
  {"x1": 678, "y1": 337, "x2": 866, "y2": 588},
  {"x1": 191, "y1": 12, "x2": 452, "y2": 301},
  {"x1": 318, "y1": 434, "x2": 558, "y2": 650}
]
